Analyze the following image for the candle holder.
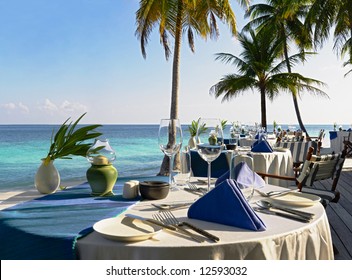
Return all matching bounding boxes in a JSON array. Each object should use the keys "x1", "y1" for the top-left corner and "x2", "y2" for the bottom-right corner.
[{"x1": 86, "y1": 139, "x2": 118, "y2": 196}]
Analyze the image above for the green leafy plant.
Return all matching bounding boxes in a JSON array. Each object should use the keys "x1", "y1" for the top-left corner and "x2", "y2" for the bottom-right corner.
[
  {"x1": 44, "y1": 113, "x2": 102, "y2": 165},
  {"x1": 221, "y1": 120, "x2": 227, "y2": 132},
  {"x1": 188, "y1": 118, "x2": 207, "y2": 137}
]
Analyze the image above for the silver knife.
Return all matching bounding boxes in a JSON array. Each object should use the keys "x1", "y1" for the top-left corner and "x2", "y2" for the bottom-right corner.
[
  {"x1": 268, "y1": 203, "x2": 315, "y2": 219},
  {"x1": 253, "y1": 207, "x2": 312, "y2": 223},
  {"x1": 181, "y1": 222, "x2": 220, "y2": 242},
  {"x1": 125, "y1": 214, "x2": 177, "y2": 231}
]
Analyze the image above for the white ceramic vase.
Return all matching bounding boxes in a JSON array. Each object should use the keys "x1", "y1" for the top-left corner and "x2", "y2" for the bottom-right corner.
[{"x1": 35, "y1": 159, "x2": 60, "y2": 194}]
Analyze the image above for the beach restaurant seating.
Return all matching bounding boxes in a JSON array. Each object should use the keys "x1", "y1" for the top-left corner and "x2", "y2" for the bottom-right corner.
[{"x1": 257, "y1": 145, "x2": 347, "y2": 207}]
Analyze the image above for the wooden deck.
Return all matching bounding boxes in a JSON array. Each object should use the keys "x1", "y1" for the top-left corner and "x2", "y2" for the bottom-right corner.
[{"x1": 317, "y1": 169, "x2": 352, "y2": 259}]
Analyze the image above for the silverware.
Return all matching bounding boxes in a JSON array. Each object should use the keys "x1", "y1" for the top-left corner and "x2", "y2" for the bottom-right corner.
[
  {"x1": 187, "y1": 182, "x2": 207, "y2": 194},
  {"x1": 255, "y1": 189, "x2": 296, "y2": 198},
  {"x1": 256, "y1": 200, "x2": 315, "y2": 220},
  {"x1": 160, "y1": 210, "x2": 220, "y2": 242},
  {"x1": 125, "y1": 214, "x2": 177, "y2": 231},
  {"x1": 253, "y1": 207, "x2": 311, "y2": 223},
  {"x1": 153, "y1": 212, "x2": 204, "y2": 243},
  {"x1": 151, "y1": 202, "x2": 193, "y2": 211}
]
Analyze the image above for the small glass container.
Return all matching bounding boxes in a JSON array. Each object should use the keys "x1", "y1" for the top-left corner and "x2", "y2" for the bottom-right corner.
[{"x1": 86, "y1": 139, "x2": 116, "y2": 165}]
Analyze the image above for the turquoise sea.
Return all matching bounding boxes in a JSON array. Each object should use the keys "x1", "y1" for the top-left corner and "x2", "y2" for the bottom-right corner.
[{"x1": 0, "y1": 123, "x2": 346, "y2": 192}]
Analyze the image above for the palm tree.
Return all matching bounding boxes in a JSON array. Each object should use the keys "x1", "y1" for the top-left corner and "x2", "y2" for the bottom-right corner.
[
  {"x1": 244, "y1": 0, "x2": 314, "y2": 138},
  {"x1": 135, "y1": 0, "x2": 248, "y2": 175},
  {"x1": 306, "y1": 0, "x2": 352, "y2": 77},
  {"x1": 210, "y1": 29, "x2": 328, "y2": 129}
]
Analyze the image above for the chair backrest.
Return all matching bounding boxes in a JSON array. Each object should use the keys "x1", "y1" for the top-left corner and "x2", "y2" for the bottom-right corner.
[{"x1": 297, "y1": 146, "x2": 346, "y2": 191}]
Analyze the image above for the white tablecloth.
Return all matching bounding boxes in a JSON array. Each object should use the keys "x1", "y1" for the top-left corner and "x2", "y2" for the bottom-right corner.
[
  {"x1": 329, "y1": 131, "x2": 350, "y2": 153},
  {"x1": 77, "y1": 183, "x2": 333, "y2": 260}
]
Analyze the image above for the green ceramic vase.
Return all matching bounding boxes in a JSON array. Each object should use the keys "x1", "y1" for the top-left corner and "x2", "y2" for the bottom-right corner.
[{"x1": 86, "y1": 164, "x2": 118, "y2": 196}]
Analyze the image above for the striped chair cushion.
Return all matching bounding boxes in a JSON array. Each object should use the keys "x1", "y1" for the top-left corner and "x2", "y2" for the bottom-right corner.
[{"x1": 297, "y1": 153, "x2": 341, "y2": 186}]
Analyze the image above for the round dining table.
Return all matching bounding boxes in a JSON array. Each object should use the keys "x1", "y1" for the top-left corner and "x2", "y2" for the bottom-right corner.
[{"x1": 76, "y1": 182, "x2": 333, "y2": 260}]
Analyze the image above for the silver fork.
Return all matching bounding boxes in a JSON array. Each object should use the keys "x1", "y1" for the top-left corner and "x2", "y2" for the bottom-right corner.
[
  {"x1": 153, "y1": 212, "x2": 204, "y2": 243},
  {"x1": 255, "y1": 189, "x2": 296, "y2": 197},
  {"x1": 187, "y1": 182, "x2": 207, "y2": 194},
  {"x1": 161, "y1": 210, "x2": 220, "y2": 242}
]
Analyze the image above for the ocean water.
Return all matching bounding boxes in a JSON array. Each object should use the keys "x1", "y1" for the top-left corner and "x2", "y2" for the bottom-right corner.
[{"x1": 0, "y1": 123, "x2": 345, "y2": 192}]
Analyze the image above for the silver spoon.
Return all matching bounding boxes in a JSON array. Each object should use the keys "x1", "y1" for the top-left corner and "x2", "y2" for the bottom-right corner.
[{"x1": 255, "y1": 200, "x2": 315, "y2": 220}]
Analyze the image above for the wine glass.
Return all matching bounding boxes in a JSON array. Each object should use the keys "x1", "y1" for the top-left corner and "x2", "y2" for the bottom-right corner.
[
  {"x1": 230, "y1": 151, "x2": 255, "y2": 201},
  {"x1": 158, "y1": 119, "x2": 183, "y2": 191},
  {"x1": 196, "y1": 118, "x2": 224, "y2": 192}
]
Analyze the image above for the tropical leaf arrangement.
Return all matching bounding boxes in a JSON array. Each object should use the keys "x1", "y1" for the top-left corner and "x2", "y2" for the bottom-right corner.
[
  {"x1": 44, "y1": 113, "x2": 103, "y2": 165},
  {"x1": 188, "y1": 118, "x2": 207, "y2": 137}
]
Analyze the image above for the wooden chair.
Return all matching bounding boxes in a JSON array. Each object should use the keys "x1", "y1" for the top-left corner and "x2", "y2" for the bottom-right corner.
[
  {"x1": 343, "y1": 131, "x2": 352, "y2": 158},
  {"x1": 257, "y1": 144, "x2": 347, "y2": 207}
]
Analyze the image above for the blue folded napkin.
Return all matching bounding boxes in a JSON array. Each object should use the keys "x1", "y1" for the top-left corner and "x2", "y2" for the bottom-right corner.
[
  {"x1": 187, "y1": 179, "x2": 266, "y2": 231},
  {"x1": 216, "y1": 162, "x2": 265, "y2": 190},
  {"x1": 251, "y1": 139, "x2": 273, "y2": 153},
  {"x1": 330, "y1": 131, "x2": 338, "y2": 140}
]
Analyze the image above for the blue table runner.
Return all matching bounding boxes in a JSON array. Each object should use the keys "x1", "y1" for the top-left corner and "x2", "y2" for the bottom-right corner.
[{"x1": 0, "y1": 181, "x2": 143, "y2": 260}]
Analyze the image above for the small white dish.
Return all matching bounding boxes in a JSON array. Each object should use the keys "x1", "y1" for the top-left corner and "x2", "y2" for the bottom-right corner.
[
  {"x1": 269, "y1": 192, "x2": 320, "y2": 207},
  {"x1": 93, "y1": 215, "x2": 162, "y2": 242}
]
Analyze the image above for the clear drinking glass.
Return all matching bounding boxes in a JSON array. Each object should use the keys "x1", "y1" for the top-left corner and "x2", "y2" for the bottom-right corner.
[
  {"x1": 158, "y1": 119, "x2": 183, "y2": 191},
  {"x1": 196, "y1": 118, "x2": 224, "y2": 192},
  {"x1": 230, "y1": 151, "x2": 255, "y2": 201},
  {"x1": 174, "y1": 145, "x2": 191, "y2": 186}
]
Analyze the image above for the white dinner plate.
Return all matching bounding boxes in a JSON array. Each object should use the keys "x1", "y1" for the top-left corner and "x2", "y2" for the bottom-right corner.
[
  {"x1": 268, "y1": 192, "x2": 321, "y2": 207},
  {"x1": 93, "y1": 216, "x2": 162, "y2": 242}
]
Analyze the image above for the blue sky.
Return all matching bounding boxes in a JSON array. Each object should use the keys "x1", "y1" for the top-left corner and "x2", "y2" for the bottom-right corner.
[{"x1": 0, "y1": 0, "x2": 351, "y2": 125}]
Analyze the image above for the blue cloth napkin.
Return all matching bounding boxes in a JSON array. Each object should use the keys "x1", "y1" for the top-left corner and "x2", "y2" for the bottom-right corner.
[
  {"x1": 251, "y1": 139, "x2": 273, "y2": 153},
  {"x1": 330, "y1": 131, "x2": 338, "y2": 140},
  {"x1": 216, "y1": 163, "x2": 265, "y2": 190},
  {"x1": 187, "y1": 179, "x2": 266, "y2": 231}
]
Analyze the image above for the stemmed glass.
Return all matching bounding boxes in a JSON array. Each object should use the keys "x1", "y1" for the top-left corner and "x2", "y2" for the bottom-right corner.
[
  {"x1": 230, "y1": 151, "x2": 255, "y2": 201},
  {"x1": 196, "y1": 118, "x2": 224, "y2": 192},
  {"x1": 158, "y1": 119, "x2": 183, "y2": 191}
]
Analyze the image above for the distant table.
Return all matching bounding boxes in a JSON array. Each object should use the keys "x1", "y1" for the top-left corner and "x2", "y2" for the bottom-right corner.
[
  {"x1": 250, "y1": 149, "x2": 294, "y2": 187},
  {"x1": 329, "y1": 131, "x2": 350, "y2": 153},
  {"x1": 231, "y1": 148, "x2": 294, "y2": 187},
  {"x1": 239, "y1": 137, "x2": 277, "y2": 147},
  {"x1": 77, "y1": 182, "x2": 333, "y2": 260}
]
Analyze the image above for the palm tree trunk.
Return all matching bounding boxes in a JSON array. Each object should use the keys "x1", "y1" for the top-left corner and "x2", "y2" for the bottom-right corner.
[
  {"x1": 158, "y1": 1, "x2": 183, "y2": 176},
  {"x1": 283, "y1": 42, "x2": 310, "y2": 139},
  {"x1": 260, "y1": 87, "x2": 267, "y2": 129}
]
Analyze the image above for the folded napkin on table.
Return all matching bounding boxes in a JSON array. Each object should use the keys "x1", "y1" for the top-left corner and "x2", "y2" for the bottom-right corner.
[
  {"x1": 251, "y1": 138, "x2": 273, "y2": 153},
  {"x1": 216, "y1": 162, "x2": 265, "y2": 190},
  {"x1": 330, "y1": 131, "x2": 338, "y2": 140},
  {"x1": 187, "y1": 179, "x2": 266, "y2": 231}
]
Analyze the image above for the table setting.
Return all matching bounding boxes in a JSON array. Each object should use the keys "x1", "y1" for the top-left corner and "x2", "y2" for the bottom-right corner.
[
  {"x1": 0, "y1": 118, "x2": 333, "y2": 260},
  {"x1": 75, "y1": 175, "x2": 332, "y2": 260}
]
